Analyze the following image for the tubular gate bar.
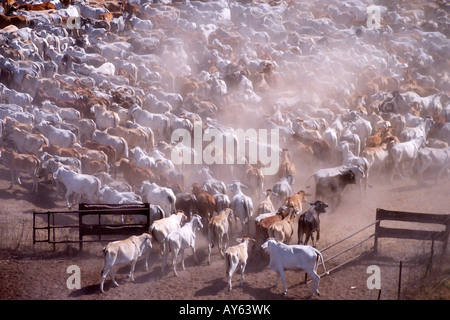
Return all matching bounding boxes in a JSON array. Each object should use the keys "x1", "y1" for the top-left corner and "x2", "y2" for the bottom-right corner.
[
  {"x1": 33, "y1": 203, "x2": 151, "y2": 250},
  {"x1": 311, "y1": 208, "x2": 450, "y2": 281},
  {"x1": 374, "y1": 208, "x2": 450, "y2": 254}
]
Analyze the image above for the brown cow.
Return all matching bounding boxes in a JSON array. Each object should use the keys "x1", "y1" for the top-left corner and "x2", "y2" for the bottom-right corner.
[
  {"x1": 283, "y1": 190, "x2": 310, "y2": 212},
  {"x1": 0, "y1": 14, "x2": 29, "y2": 29},
  {"x1": 116, "y1": 158, "x2": 155, "y2": 190},
  {"x1": 268, "y1": 206, "x2": 298, "y2": 244},
  {"x1": 191, "y1": 183, "x2": 216, "y2": 226},
  {"x1": 41, "y1": 145, "x2": 81, "y2": 159},
  {"x1": 254, "y1": 205, "x2": 291, "y2": 253},
  {"x1": 0, "y1": 148, "x2": 40, "y2": 193},
  {"x1": 277, "y1": 148, "x2": 296, "y2": 178}
]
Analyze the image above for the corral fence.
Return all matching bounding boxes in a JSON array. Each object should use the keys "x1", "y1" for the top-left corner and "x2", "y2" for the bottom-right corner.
[
  {"x1": 33, "y1": 203, "x2": 151, "y2": 250},
  {"x1": 313, "y1": 208, "x2": 450, "y2": 280}
]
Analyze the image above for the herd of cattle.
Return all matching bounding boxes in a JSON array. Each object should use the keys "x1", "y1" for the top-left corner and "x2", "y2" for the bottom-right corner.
[{"x1": 0, "y1": 0, "x2": 449, "y2": 296}]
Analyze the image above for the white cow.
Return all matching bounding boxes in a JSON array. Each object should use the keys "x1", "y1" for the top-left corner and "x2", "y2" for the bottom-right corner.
[
  {"x1": 35, "y1": 121, "x2": 78, "y2": 148},
  {"x1": 128, "y1": 105, "x2": 170, "y2": 140},
  {"x1": 389, "y1": 138, "x2": 425, "y2": 180},
  {"x1": 139, "y1": 181, "x2": 176, "y2": 216},
  {"x1": 162, "y1": 214, "x2": 203, "y2": 276},
  {"x1": 99, "y1": 185, "x2": 142, "y2": 205},
  {"x1": 7, "y1": 127, "x2": 49, "y2": 156},
  {"x1": 52, "y1": 166, "x2": 101, "y2": 208},
  {"x1": 92, "y1": 130, "x2": 129, "y2": 160},
  {"x1": 261, "y1": 239, "x2": 328, "y2": 297},
  {"x1": 414, "y1": 147, "x2": 450, "y2": 181},
  {"x1": 148, "y1": 210, "x2": 186, "y2": 257},
  {"x1": 227, "y1": 181, "x2": 253, "y2": 234},
  {"x1": 91, "y1": 104, "x2": 120, "y2": 131},
  {"x1": 100, "y1": 233, "x2": 152, "y2": 293}
]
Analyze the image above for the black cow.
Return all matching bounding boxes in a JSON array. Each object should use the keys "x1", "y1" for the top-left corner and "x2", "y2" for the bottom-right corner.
[
  {"x1": 315, "y1": 170, "x2": 356, "y2": 209},
  {"x1": 298, "y1": 200, "x2": 329, "y2": 247}
]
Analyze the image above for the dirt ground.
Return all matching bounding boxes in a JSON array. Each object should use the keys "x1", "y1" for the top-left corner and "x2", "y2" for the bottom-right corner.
[{"x1": 0, "y1": 162, "x2": 449, "y2": 301}]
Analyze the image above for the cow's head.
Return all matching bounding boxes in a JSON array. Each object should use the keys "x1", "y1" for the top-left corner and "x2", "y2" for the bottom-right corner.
[
  {"x1": 342, "y1": 170, "x2": 356, "y2": 184},
  {"x1": 309, "y1": 201, "x2": 329, "y2": 214}
]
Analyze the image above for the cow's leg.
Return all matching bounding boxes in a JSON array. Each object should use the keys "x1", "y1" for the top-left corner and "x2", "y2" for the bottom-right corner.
[
  {"x1": 9, "y1": 171, "x2": 16, "y2": 188},
  {"x1": 65, "y1": 190, "x2": 73, "y2": 209},
  {"x1": 227, "y1": 264, "x2": 238, "y2": 291},
  {"x1": 240, "y1": 261, "x2": 246, "y2": 286},
  {"x1": 315, "y1": 229, "x2": 320, "y2": 247},
  {"x1": 218, "y1": 235, "x2": 224, "y2": 257},
  {"x1": 161, "y1": 243, "x2": 170, "y2": 274},
  {"x1": 32, "y1": 176, "x2": 38, "y2": 193},
  {"x1": 100, "y1": 265, "x2": 111, "y2": 293},
  {"x1": 144, "y1": 247, "x2": 150, "y2": 271},
  {"x1": 304, "y1": 232, "x2": 311, "y2": 246},
  {"x1": 223, "y1": 233, "x2": 228, "y2": 254},
  {"x1": 311, "y1": 233, "x2": 316, "y2": 247},
  {"x1": 298, "y1": 229, "x2": 303, "y2": 245},
  {"x1": 207, "y1": 242, "x2": 212, "y2": 265},
  {"x1": 109, "y1": 268, "x2": 119, "y2": 287},
  {"x1": 279, "y1": 270, "x2": 288, "y2": 295},
  {"x1": 306, "y1": 269, "x2": 321, "y2": 298},
  {"x1": 192, "y1": 244, "x2": 199, "y2": 264},
  {"x1": 172, "y1": 249, "x2": 180, "y2": 277},
  {"x1": 129, "y1": 258, "x2": 137, "y2": 281}
]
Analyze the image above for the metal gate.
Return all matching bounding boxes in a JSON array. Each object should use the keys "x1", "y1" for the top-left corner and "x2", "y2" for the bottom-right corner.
[{"x1": 33, "y1": 203, "x2": 151, "y2": 250}]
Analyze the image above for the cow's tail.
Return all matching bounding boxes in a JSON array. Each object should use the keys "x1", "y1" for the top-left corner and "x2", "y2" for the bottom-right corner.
[
  {"x1": 305, "y1": 173, "x2": 315, "y2": 189},
  {"x1": 244, "y1": 199, "x2": 252, "y2": 224},
  {"x1": 168, "y1": 194, "x2": 176, "y2": 215},
  {"x1": 225, "y1": 251, "x2": 232, "y2": 276},
  {"x1": 120, "y1": 137, "x2": 129, "y2": 158},
  {"x1": 149, "y1": 224, "x2": 157, "y2": 241},
  {"x1": 314, "y1": 248, "x2": 329, "y2": 275},
  {"x1": 101, "y1": 245, "x2": 109, "y2": 276}
]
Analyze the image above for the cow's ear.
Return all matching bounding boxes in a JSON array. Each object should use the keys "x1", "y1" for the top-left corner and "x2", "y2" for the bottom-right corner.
[
  {"x1": 236, "y1": 238, "x2": 243, "y2": 243},
  {"x1": 308, "y1": 202, "x2": 315, "y2": 206}
]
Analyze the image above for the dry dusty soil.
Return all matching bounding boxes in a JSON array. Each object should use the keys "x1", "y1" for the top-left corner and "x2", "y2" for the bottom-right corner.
[{"x1": 0, "y1": 163, "x2": 449, "y2": 303}]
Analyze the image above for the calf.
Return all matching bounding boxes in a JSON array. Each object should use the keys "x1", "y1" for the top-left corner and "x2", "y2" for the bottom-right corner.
[
  {"x1": 208, "y1": 208, "x2": 234, "y2": 265},
  {"x1": 0, "y1": 148, "x2": 40, "y2": 193},
  {"x1": 298, "y1": 201, "x2": 329, "y2": 247},
  {"x1": 162, "y1": 214, "x2": 204, "y2": 276},
  {"x1": 261, "y1": 239, "x2": 328, "y2": 297},
  {"x1": 225, "y1": 236, "x2": 255, "y2": 291},
  {"x1": 100, "y1": 233, "x2": 152, "y2": 293}
]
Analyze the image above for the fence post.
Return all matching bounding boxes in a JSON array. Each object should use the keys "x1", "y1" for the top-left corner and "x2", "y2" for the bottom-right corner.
[
  {"x1": 78, "y1": 210, "x2": 83, "y2": 251},
  {"x1": 397, "y1": 260, "x2": 403, "y2": 300},
  {"x1": 374, "y1": 209, "x2": 381, "y2": 254}
]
